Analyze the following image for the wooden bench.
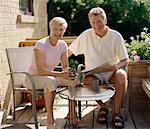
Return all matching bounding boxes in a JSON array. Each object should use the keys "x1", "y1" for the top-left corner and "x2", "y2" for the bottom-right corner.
[
  {"x1": 141, "y1": 66, "x2": 150, "y2": 99},
  {"x1": 19, "y1": 36, "x2": 77, "y2": 47},
  {"x1": 19, "y1": 40, "x2": 37, "y2": 47},
  {"x1": 141, "y1": 79, "x2": 150, "y2": 99},
  {"x1": 26, "y1": 36, "x2": 77, "y2": 40}
]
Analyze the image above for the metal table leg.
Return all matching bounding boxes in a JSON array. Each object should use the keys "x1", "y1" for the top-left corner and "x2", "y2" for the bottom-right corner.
[
  {"x1": 92, "y1": 108, "x2": 95, "y2": 129},
  {"x1": 78, "y1": 101, "x2": 81, "y2": 120}
]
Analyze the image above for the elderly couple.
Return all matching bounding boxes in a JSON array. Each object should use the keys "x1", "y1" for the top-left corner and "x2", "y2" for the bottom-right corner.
[{"x1": 26, "y1": 7, "x2": 128, "y2": 129}]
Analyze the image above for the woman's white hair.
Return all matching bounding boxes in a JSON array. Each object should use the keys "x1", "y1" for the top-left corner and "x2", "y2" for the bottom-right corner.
[
  {"x1": 88, "y1": 7, "x2": 107, "y2": 24},
  {"x1": 49, "y1": 17, "x2": 68, "y2": 31}
]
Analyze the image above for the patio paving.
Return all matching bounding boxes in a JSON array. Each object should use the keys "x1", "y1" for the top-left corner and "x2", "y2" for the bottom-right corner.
[{"x1": 0, "y1": 94, "x2": 150, "y2": 129}]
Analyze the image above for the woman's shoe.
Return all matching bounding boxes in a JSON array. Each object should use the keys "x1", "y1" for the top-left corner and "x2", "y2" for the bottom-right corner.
[
  {"x1": 73, "y1": 120, "x2": 88, "y2": 128},
  {"x1": 47, "y1": 123, "x2": 57, "y2": 129},
  {"x1": 65, "y1": 116, "x2": 88, "y2": 128}
]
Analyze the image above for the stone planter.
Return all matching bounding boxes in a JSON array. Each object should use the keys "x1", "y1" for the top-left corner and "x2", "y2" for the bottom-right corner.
[{"x1": 128, "y1": 60, "x2": 150, "y2": 111}]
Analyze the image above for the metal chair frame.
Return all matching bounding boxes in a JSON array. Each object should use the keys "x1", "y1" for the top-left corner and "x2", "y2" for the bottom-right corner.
[
  {"x1": 6, "y1": 46, "x2": 39, "y2": 128},
  {"x1": 6, "y1": 46, "x2": 68, "y2": 129}
]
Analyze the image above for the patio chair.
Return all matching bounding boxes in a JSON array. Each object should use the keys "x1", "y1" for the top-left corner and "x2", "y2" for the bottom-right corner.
[{"x1": 6, "y1": 46, "x2": 67, "y2": 129}]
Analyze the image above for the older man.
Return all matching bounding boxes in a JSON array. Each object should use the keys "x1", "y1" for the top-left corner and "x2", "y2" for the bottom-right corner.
[{"x1": 68, "y1": 7, "x2": 128, "y2": 129}]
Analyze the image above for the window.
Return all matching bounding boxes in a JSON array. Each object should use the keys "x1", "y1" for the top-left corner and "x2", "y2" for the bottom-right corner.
[{"x1": 19, "y1": 0, "x2": 34, "y2": 15}]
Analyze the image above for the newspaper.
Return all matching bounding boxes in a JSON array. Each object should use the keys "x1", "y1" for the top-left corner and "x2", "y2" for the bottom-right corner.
[{"x1": 82, "y1": 61, "x2": 112, "y2": 75}]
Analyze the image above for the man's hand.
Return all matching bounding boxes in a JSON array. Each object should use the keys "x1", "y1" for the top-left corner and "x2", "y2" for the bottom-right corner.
[
  {"x1": 109, "y1": 59, "x2": 128, "y2": 72},
  {"x1": 107, "y1": 59, "x2": 128, "y2": 72},
  {"x1": 109, "y1": 65, "x2": 118, "y2": 72}
]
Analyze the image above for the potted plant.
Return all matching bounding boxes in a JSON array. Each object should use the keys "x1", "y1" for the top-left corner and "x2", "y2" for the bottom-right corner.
[
  {"x1": 126, "y1": 27, "x2": 150, "y2": 61},
  {"x1": 126, "y1": 27, "x2": 150, "y2": 110}
]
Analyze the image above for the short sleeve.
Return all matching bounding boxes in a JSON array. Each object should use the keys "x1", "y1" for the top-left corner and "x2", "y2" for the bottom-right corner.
[
  {"x1": 68, "y1": 34, "x2": 84, "y2": 56},
  {"x1": 115, "y1": 33, "x2": 128, "y2": 60},
  {"x1": 34, "y1": 41, "x2": 45, "y2": 53},
  {"x1": 62, "y1": 41, "x2": 67, "y2": 53}
]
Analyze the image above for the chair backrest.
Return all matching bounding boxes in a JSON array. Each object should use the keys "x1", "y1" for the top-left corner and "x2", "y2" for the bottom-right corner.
[{"x1": 6, "y1": 46, "x2": 34, "y2": 86}]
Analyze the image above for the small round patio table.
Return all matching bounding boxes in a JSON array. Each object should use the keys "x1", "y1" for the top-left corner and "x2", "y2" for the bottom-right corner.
[{"x1": 59, "y1": 84, "x2": 115, "y2": 129}]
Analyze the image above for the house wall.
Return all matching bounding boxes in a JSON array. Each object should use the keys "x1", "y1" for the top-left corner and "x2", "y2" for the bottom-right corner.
[{"x1": 0, "y1": 0, "x2": 48, "y2": 108}]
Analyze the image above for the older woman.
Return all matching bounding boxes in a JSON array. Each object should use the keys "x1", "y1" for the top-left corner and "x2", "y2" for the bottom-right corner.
[{"x1": 26, "y1": 17, "x2": 79, "y2": 129}]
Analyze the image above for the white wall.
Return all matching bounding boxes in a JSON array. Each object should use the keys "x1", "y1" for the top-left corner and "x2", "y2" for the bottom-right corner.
[{"x1": 0, "y1": 0, "x2": 48, "y2": 108}]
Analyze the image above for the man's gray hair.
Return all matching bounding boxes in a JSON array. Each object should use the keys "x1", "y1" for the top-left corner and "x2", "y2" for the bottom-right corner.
[
  {"x1": 88, "y1": 7, "x2": 107, "y2": 24},
  {"x1": 49, "y1": 17, "x2": 68, "y2": 30}
]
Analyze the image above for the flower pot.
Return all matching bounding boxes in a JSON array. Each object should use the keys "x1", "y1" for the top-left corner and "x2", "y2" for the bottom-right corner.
[
  {"x1": 23, "y1": 92, "x2": 45, "y2": 109},
  {"x1": 128, "y1": 60, "x2": 150, "y2": 111}
]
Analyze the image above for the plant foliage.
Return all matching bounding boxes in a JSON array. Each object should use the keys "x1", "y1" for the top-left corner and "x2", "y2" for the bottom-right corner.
[
  {"x1": 126, "y1": 27, "x2": 150, "y2": 61},
  {"x1": 48, "y1": 0, "x2": 150, "y2": 40}
]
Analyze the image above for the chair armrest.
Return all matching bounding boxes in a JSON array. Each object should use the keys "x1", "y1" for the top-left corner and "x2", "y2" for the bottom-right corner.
[
  {"x1": 8, "y1": 72, "x2": 37, "y2": 112},
  {"x1": 54, "y1": 65, "x2": 62, "y2": 71},
  {"x1": 77, "y1": 64, "x2": 85, "y2": 73},
  {"x1": 7, "y1": 72, "x2": 36, "y2": 93},
  {"x1": 76, "y1": 64, "x2": 85, "y2": 83}
]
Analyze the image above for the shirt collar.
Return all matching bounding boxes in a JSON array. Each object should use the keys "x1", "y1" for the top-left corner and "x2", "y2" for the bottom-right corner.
[{"x1": 92, "y1": 27, "x2": 110, "y2": 40}]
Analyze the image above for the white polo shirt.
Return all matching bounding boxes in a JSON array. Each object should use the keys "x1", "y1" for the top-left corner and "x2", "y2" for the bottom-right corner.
[{"x1": 68, "y1": 28, "x2": 128, "y2": 71}]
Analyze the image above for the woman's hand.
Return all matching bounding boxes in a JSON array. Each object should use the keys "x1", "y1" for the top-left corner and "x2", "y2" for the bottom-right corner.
[{"x1": 59, "y1": 71, "x2": 75, "y2": 80}]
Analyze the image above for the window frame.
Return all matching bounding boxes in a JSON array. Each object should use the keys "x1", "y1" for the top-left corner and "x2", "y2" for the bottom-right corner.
[{"x1": 19, "y1": 0, "x2": 34, "y2": 16}]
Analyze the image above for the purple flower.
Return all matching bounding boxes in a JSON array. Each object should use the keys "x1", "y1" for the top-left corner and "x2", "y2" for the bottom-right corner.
[
  {"x1": 131, "y1": 50, "x2": 137, "y2": 56},
  {"x1": 134, "y1": 55, "x2": 140, "y2": 61}
]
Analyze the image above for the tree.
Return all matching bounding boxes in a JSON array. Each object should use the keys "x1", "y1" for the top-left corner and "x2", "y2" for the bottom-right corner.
[{"x1": 47, "y1": 0, "x2": 150, "y2": 40}]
